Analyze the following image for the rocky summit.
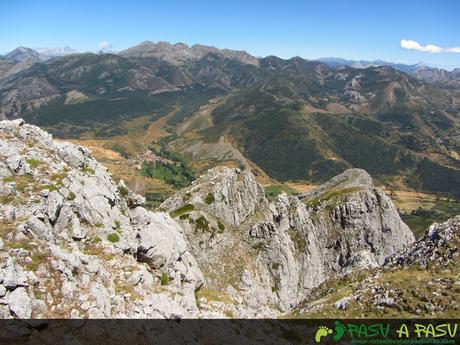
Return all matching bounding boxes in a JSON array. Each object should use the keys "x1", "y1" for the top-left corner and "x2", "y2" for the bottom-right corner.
[
  {"x1": 0, "y1": 119, "x2": 202, "y2": 318},
  {"x1": 0, "y1": 120, "x2": 456, "y2": 319}
]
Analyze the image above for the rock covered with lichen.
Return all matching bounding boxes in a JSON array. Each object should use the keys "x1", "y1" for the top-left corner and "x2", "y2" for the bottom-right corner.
[
  {"x1": 161, "y1": 166, "x2": 415, "y2": 312},
  {"x1": 0, "y1": 119, "x2": 203, "y2": 318}
]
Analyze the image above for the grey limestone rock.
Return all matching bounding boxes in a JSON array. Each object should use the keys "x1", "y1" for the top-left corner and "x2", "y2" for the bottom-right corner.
[{"x1": 0, "y1": 120, "x2": 452, "y2": 319}]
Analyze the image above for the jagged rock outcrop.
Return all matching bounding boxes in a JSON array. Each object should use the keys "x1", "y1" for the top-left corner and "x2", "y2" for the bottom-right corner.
[
  {"x1": 388, "y1": 215, "x2": 460, "y2": 267},
  {"x1": 161, "y1": 166, "x2": 415, "y2": 312},
  {"x1": 0, "y1": 120, "x2": 431, "y2": 319},
  {"x1": 161, "y1": 166, "x2": 268, "y2": 227},
  {"x1": 294, "y1": 216, "x2": 460, "y2": 317},
  {"x1": 0, "y1": 119, "x2": 203, "y2": 318}
]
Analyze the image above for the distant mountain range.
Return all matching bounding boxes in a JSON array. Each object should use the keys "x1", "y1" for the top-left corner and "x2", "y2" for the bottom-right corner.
[
  {"x1": 318, "y1": 57, "x2": 460, "y2": 83},
  {"x1": 0, "y1": 41, "x2": 459, "y2": 198},
  {"x1": 318, "y1": 57, "x2": 430, "y2": 72},
  {"x1": 2, "y1": 44, "x2": 459, "y2": 82},
  {"x1": 2, "y1": 46, "x2": 78, "y2": 62}
]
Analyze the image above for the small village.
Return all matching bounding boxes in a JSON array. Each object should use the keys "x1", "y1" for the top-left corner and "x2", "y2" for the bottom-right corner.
[{"x1": 132, "y1": 149, "x2": 175, "y2": 169}]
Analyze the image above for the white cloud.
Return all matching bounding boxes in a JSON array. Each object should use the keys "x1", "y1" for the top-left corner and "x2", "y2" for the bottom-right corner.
[
  {"x1": 98, "y1": 41, "x2": 112, "y2": 53},
  {"x1": 400, "y1": 39, "x2": 442, "y2": 53},
  {"x1": 401, "y1": 39, "x2": 460, "y2": 54},
  {"x1": 448, "y1": 47, "x2": 460, "y2": 53}
]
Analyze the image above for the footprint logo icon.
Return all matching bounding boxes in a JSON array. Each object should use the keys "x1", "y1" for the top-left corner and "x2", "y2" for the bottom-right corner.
[
  {"x1": 333, "y1": 320, "x2": 346, "y2": 341},
  {"x1": 315, "y1": 326, "x2": 333, "y2": 343}
]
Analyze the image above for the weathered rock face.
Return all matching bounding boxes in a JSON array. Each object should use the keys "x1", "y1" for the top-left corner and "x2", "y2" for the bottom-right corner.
[
  {"x1": 388, "y1": 216, "x2": 460, "y2": 267},
  {"x1": 294, "y1": 216, "x2": 460, "y2": 318},
  {"x1": 0, "y1": 119, "x2": 203, "y2": 318},
  {"x1": 161, "y1": 166, "x2": 268, "y2": 227},
  {"x1": 0, "y1": 120, "x2": 426, "y2": 318},
  {"x1": 162, "y1": 167, "x2": 415, "y2": 311}
]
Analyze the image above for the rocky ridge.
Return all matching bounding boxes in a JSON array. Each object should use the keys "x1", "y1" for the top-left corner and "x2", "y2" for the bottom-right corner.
[
  {"x1": 161, "y1": 166, "x2": 415, "y2": 312},
  {"x1": 292, "y1": 216, "x2": 460, "y2": 317},
  {"x1": 119, "y1": 41, "x2": 260, "y2": 67},
  {"x1": 388, "y1": 215, "x2": 459, "y2": 267},
  {"x1": 0, "y1": 119, "x2": 203, "y2": 318},
  {"x1": 1, "y1": 120, "x2": 456, "y2": 319}
]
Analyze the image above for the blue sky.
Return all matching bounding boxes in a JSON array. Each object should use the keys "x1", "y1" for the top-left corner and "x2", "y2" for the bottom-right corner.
[{"x1": 1, "y1": 0, "x2": 459, "y2": 69}]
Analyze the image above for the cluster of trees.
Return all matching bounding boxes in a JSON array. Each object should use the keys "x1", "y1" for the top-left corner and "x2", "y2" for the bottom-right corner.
[{"x1": 140, "y1": 146, "x2": 194, "y2": 189}]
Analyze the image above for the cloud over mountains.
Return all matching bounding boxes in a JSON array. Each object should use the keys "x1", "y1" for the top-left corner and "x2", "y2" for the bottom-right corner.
[{"x1": 401, "y1": 39, "x2": 460, "y2": 54}]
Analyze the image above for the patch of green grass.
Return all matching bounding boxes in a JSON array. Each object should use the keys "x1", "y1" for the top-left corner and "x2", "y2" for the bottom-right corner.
[
  {"x1": 411, "y1": 159, "x2": 460, "y2": 199},
  {"x1": 67, "y1": 191, "x2": 76, "y2": 200},
  {"x1": 264, "y1": 184, "x2": 297, "y2": 201},
  {"x1": 401, "y1": 214, "x2": 436, "y2": 239},
  {"x1": 118, "y1": 185, "x2": 129, "y2": 198},
  {"x1": 82, "y1": 166, "x2": 95, "y2": 174},
  {"x1": 114, "y1": 280, "x2": 139, "y2": 298},
  {"x1": 26, "y1": 159, "x2": 43, "y2": 169},
  {"x1": 304, "y1": 187, "x2": 363, "y2": 208},
  {"x1": 49, "y1": 169, "x2": 69, "y2": 186},
  {"x1": 114, "y1": 220, "x2": 121, "y2": 230},
  {"x1": 42, "y1": 184, "x2": 58, "y2": 192},
  {"x1": 195, "y1": 216, "x2": 210, "y2": 232},
  {"x1": 199, "y1": 123, "x2": 228, "y2": 143},
  {"x1": 26, "y1": 91, "x2": 169, "y2": 131},
  {"x1": 91, "y1": 236, "x2": 102, "y2": 244},
  {"x1": 169, "y1": 204, "x2": 194, "y2": 218},
  {"x1": 160, "y1": 272, "x2": 170, "y2": 286},
  {"x1": 14, "y1": 173, "x2": 35, "y2": 193},
  {"x1": 179, "y1": 214, "x2": 189, "y2": 221},
  {"x1": 2, "y1": 176, "x2": 14, "y2": 183},
  {"x1": 204, "y1": 193, "x2": 215, "y2": 205},
  {"x1": 107, "y1": 233, "x2": 120, "y2": 243},
  {"x1": 26, "y1": 252, "x2": 47, "y2": 271},
  {"x1": 217, "y1": 221, "x2": 225, "y2": 233}
]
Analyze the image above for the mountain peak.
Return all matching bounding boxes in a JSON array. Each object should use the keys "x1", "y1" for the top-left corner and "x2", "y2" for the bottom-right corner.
[
  {"x1": 4, "y1": 47, "x2": 42, "y2": 62},
  {"x1": 119, "y1": 40, "x2": 259, "y2": 66},
  {"x1": 4, "y1": 46, "x2": 78, "y2": 62}
]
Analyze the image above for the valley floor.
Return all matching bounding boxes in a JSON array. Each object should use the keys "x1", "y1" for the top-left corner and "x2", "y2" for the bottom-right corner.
[{"x1": 63, "y1": 107, "x2": 460, "y2": 240}]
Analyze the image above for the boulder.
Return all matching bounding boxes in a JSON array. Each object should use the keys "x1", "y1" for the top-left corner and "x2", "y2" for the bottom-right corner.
[{"x1": 7, "y1": 287, "x2": 32, "y2": 318}]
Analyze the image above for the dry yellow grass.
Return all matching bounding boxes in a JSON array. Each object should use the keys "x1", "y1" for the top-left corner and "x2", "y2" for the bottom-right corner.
[
  {"x1": 379, "y1": 185, "x2": 441, "y2": 213},
  {"x1": 326, "y1": 102, "x2": 351, "y2": 114},
  {"x1": 284, "y1": 182, "x2": 318, "y2": 193},
  {"x1": 139, "y1": 107, "x2": 180, "y2": 145}
]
